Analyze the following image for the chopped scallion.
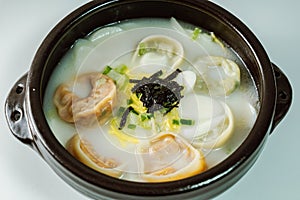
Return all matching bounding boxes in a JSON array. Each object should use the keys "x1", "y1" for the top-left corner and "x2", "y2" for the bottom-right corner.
[
  {"x1": 127, "y1": 124, "x2": 137, "y2": 130},
  {"x1": 103, "y1": 65, "x2": 112, "y2": 75},
  {"x1": 130, "y1": 109, "x2": 139, "y2": 115},
  {"x1": 180, "y1": 119, "x2": 195, "y2": 126},
  {"x1": 115, "y1": 64, "x2": 128, "y2": 74},
  {"x1": 172, "y1": 119, "x2": 180, "y2": 125},
  {"x1": 192, "y1": 27, "x2": 201, "y2": 40},
  {"x1": 138, "y1": 42, "x2": 147, "y2": 56},
  {"x1": 140, "y1": 113, "x2": 153, "y2": 121},
  {"x1": 159, "y1": 107, "x2": 170, "y2": 114},
  {"x1": 140, "y1": 114, "x2": 147, "y2": 121},
  {"x1": 127, "y1": 98, "x2": 133, "y2": 105},
  {"x1": 136, "y1": 92, "x2": 142, "y2": 99}
]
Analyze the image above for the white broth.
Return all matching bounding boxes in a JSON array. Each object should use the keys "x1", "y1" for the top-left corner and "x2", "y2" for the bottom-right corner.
[{"x1": 43, "y1": 18, "x2": 259, "y2": 182}]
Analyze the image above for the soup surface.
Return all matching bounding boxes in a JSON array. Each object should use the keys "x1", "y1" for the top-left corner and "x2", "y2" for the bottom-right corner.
[{"x1": 43, "y1": 18, "x2": 259, "y2": 182}]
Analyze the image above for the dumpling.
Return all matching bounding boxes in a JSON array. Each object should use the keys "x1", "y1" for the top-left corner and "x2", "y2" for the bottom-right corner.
[
  {"x1": 137, "y1": 132, "x2": 207, "y2": 182},
  {"x1": 180, "y1": 94, "x2": 234, "y2": 149},
  {"x1": 53, "y1": 73, "x2": 116, "y2": 126},
  {"x1": 67, "y1": 134, "x2": 122, "y2": 178},
  {"x1": 194, "y1": 56, "x2": 240, "y2": 96},
  {"x1": 132, "y1": 35, "x2": 184, "y2": 70}
]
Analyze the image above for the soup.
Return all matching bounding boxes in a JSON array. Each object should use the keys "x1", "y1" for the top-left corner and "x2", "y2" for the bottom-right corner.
[{"x1": 43, "y1": 18, "x2": 259, "y2": 182}]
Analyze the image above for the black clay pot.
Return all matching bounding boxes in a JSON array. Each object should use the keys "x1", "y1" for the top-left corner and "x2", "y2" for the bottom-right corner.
[{"x1": 5, "y1": 0, "x2": 292, "y2": 199}]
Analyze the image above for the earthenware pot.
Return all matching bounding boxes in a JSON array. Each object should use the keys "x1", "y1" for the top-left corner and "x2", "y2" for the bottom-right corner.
[{"x1": 5, "y1": 0, "x2": 292, "y2": 199}]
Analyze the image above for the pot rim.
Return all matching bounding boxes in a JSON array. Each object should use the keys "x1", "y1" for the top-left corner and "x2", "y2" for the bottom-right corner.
[{"x1": 26, "y1": 0, "x2": 276, "y2": 196}]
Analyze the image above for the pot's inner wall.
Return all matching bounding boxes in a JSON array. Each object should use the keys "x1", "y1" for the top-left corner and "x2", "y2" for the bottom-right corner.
[{"x1": 41, "y1": 0, "x2": 262, "y2": 96}]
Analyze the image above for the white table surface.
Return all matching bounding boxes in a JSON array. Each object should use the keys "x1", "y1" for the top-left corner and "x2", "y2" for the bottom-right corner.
[{"x1": 0, "y1": 0, "x2": 298, "y2": 199}]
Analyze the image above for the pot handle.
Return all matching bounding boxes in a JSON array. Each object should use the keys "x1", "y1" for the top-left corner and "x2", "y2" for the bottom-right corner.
[
  {"x1": 270, "y1": 63, "x2": 292, "y2": 133},
  {"x1": 5, "y1": 73, "x2": 34, "y2": 147}
]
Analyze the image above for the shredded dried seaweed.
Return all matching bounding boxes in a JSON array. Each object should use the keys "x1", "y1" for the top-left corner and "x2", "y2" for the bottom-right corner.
[{"x1": 119, "y1": 69, "x2": 184, "y2": 129}]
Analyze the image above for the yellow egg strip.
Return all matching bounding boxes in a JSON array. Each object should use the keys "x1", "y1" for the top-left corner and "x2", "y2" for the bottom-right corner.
[{"x1": 109, "y1": 119, "x2": 139, "y2": 146}]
